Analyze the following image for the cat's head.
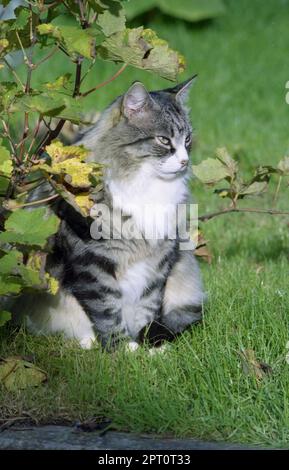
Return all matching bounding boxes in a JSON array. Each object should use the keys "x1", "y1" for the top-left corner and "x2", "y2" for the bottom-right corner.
[{"x1": 85, "y1": 76, "x2": 197, "y2": 180}]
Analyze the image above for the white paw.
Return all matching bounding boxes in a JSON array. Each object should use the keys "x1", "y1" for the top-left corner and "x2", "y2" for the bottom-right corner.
[
  {"x1": 79, "y1": 336, "x2": 96, "y2": 350},
  {"x1": 148, "y1": 344, "x2": 170, "y2": 356},
  {"x1": 125, "y1": 341, "x2": 140, "y2": 353}
]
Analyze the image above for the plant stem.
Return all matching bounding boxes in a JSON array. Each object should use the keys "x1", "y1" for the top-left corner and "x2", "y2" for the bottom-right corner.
[
  {"x1": 15, "y1": 31, "x2": 29, "y2": 64},
  {"x1": 33, "y1": 46, "x2": 58, "y2": 68},
  {"x1": 80, "y1": 64, "x2": 127, "y2": 98},
  {"x1": 73, "y1": 57, "x2": 82, "y2": 97},
  {"x1": 2, "y1": 58, "x2": 25, "y2": 90},
  {"x1": 26, "y1": 116, "x2": 43, "y2": 159},
  {"x1": 16, "y1": 193, "x2": 59, "y2": 208},
  {"x1": 34, "y1": 58, "x2": 83, "y2": 155},
  {"x1": 273, "y1": 175, "x2": 282, "y2": 206},
  {"x1": 198, "y1": 206, "x2": 289, "y2": 222},
  {"x1": 1, "y1": 120, "x2": 18, "y2": 161},
  {"x1": 18, "y1": 6, "x2": 38, "y2": 163},
  {"x1": 77, "y1": 0, "x2": 88, "y2": 28}
]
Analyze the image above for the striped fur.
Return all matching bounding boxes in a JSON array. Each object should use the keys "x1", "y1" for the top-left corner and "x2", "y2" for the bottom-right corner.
[{"x1": 14, "y1": 79, "x2": 205, "y2": 349}]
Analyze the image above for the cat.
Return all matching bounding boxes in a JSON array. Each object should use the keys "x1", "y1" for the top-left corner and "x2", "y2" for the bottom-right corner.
[{"x1": 13, "y1": 77, "x2": 206, "y2": 350}]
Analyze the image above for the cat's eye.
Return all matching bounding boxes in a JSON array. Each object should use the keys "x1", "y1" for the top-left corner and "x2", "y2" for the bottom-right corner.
[
  {"x1": 185, "y1": 135, "x2": 191, "y2": 145},
  {"x1": 156, "y1": 136, "x2": 171, "y2": 146}
]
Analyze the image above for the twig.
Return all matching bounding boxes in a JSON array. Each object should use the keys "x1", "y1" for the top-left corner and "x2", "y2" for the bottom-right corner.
[
  {"x1": 34, "y1": 119, "x2": 66, "y2": 156},
  {"x1": 26, "y1": 116, "x2": 43, "y2": 159},
  {"x1": 42, "y1": 117, "x2": 52, "y2": 131},
  {"x1": 33, "y1": 46, "x2": 58, "y2": 68},
  {"x1": 15, "y1": 31, "x2": 29, "y2": 63},
  {"x1": 77, "y1": 0, "x2": 88, "y2": 28},
  {"x1": 1, "y1": 119, "x2": 18, "y2": 160},
  {"x1": 80, "y1": 63, "x2": 128, "y2": 98},
  {"x1": 73, "y1": 57, "x2": 83, "y2": 97},
  {"x1": 34, "y1": 56, "x2": 83, "y2": 155},
  {"x1": 1, "y1": 58, "x2": 25, "y2": 90},
  {"x1": 17, "y1": 7, "x2": 38, "y2": 163},
  {"x1": 80, "y1": 57, "x2": 96, "y2": 84},
  {"x1": 198, "y1": 206, "x2": 289, "y2": 222},
  {"x1": 63, "y1": 1, "x2": 79, "y2": 21},
  {"x1": 57, "y1": 43, "x2": 70, "y2": 57},
  {"x1": 16, "y1": 193, "x2": 59, "y2": 208}
]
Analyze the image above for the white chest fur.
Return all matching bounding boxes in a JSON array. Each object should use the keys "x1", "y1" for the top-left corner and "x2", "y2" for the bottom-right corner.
[{"x1": 108, "y1": 165, "x2": 188, "y2": 240}]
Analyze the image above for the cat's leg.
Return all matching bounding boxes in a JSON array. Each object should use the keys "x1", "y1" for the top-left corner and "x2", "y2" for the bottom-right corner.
[
  {"x1": 119, "y1": 259, "x2": 167, "y2": 341},
  {"x1": 161, "y1": 250, "x2": 205, "y2": 335},
  {"x1": 50, "y1": 217, "x2": 126, "y2": 349},
  {"x1": 66, "y1": 253, "x2": 126, "y2": 349},
  {"x1": 12, "y1": 289, "x2": 97, "y2": 349}
]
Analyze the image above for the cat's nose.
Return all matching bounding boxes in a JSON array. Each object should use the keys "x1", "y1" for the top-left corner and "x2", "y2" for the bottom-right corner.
[{"x1": 180, "y1": 159, "x2": 188, "y2": 167}]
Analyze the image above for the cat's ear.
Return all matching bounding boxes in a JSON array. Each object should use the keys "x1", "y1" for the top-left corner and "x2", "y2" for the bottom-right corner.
[
  {"x1": 122, "y1": 82, "x2": 154, "y2": 118},
  {"x1": 166, "y1": 74, "x2": 197, "y2": 104}
]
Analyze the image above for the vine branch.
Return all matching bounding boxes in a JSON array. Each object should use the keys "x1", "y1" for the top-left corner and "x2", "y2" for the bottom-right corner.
[
  {"x1": 198, "y1": 206, "x2": 289, "y2": 222},
  {"x1": 80, "y1": 63, "x2": 128, "y2": 98}
]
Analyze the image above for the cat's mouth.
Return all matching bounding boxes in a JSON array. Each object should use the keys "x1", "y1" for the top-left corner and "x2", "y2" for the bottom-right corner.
[{"x1": 158, "y1": 166, "x2": 188, "y2": 177}]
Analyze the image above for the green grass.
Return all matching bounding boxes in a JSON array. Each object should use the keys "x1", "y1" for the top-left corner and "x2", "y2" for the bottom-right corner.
[{"x1": 1, "y1": 0, "x2": 289, "y2": 447}]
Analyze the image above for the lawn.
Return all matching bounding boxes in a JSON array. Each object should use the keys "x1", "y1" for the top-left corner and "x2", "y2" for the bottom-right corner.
[{"x1": 1, "y1": 0, "x2": 289, "y2": 447}]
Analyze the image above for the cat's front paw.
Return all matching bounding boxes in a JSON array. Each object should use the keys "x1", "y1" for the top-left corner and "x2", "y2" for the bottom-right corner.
[
  {"x1": 79, "y1": 336, "x2": 97, "y2": 350},
  {"x1": 138, "y1": 321, "x2": 176, "y2": 347},
  {"x1": 162, "y1": 305, "x2": 203, "y2": 334},
  {"x1": 125, "y1": 341, "x2": 140, "y2": 353}
]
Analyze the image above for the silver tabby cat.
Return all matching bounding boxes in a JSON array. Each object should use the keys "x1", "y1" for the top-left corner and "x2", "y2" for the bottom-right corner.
[{"x1": 15, "y1": 77, "x2": 205, "y2": 349}]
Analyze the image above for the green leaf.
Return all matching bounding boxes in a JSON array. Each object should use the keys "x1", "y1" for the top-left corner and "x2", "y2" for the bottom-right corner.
[
  {"x1": 53, "y1": 95, "x2": 84, "y2": 124},
  {"x1": 0, "y1": 176, "x2": 9, "y2": 196},
  {"x1": 0, "y1": 250, "x2": 23, "y2": 275},
  {"x1": 9, "y1": 9, "x2": 30, "y2": 31},
  {"x1": 192, "y1": 158, "x2": 230, "y2": 184},
  {"x1": 0, "y1": 276, "x2": 22, "y2": 295},
  {"x1": 13, "y1": 93, "x2": 66, "y2": 117},
  {"x1": 0, "y1": 39, "x2": 9, "y2": 58},
  {"x1": 43, "y1": 73, "x2": 73, "y2": 91},
  {"x1": 0, "y1": 81, "x2": 19, "y2": 114},
  {"x1": 124, "y1": 0, "x2": 156, "y2": 20},
  {"x1": 254, "y1": 165, "x2": 278, "y2": 179},
  {"x1": 0, "y1": 251, "x2": 24, "y2": 295},
  {"x1": 277, "y1": 156, "x2": 289, "y2": 175},
  {"x1": 0, "y1": 310, "x2": 11, "y2": 327},
  {"x1": 0, "y1": 8, "x2": 31, "y2": 53},
  {"x1": 157, "y1": 0, "x2": 226, "y2": 22},
  {"x1": 0, "y1": 208, "x2": 60, "y2": 248},
  {"x1": 37, "y1": 23, "x2": 99, "y2": 59},
  {"x1": 216, "y1": 147, "x2": 238, "y2": 179},
  {"x1": 0, "y1": 145, "x2": 12, "y2": 178},
  {"x1": 239, "y1": 181, "x2": 268, "y2": 196},
  {"x1": 96, "y1": 0, "x2": 126, "y2": 36},
  {"x1": 98, "y1": 27, "x2": 185, "y2": 80}
]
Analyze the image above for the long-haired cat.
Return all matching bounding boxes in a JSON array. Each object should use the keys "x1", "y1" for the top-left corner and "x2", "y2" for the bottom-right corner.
[{"x1": 14, "y1": 77, "x2": 205, "y2": 349}]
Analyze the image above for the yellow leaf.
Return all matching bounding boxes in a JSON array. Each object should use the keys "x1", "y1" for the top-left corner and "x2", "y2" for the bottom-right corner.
[
  {"x1": 238, "y1": 349, "x2": 272, "y2": 384},
  {"x1": 57, "y1": 158, "x2": 94, "y2": 188},
  {"x1": 192, "y1": 230, "x2": 213, "y2": 264},
  {"x1": 45, "y1": 140, "x2": 89, "y2": 163},
  {"x1": 75, "y1": 193, "x2": 94, "y2": 216},
  {"x1": 0, "y1": 357, "x2": 47, "y2": 391},
  {"x1": 26, "y1": 252, "x2": 59, "y2": 295},
  {"x1": 45, "y1": 273, "x2": 59, "y2": 295},
  {"x1": 39, "y1": 141, "x2": 103, "y2": 189}
]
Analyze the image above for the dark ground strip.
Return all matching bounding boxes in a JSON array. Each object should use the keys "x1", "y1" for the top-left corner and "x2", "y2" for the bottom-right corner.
[{"x1": 0, "y1": 425, "x2": 269, "y2": 450}]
